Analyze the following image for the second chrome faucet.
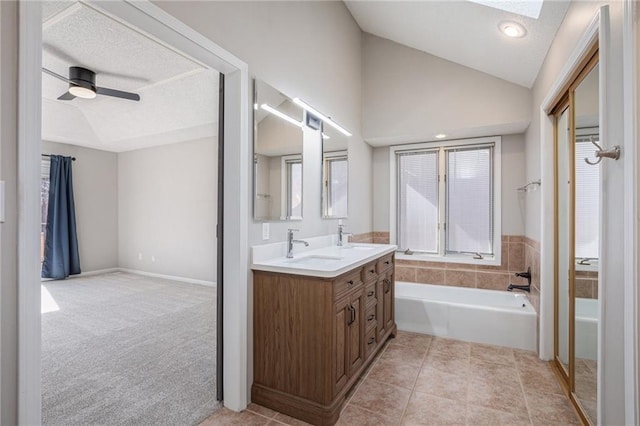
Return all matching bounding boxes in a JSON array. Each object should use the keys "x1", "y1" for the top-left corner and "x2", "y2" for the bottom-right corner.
[{"x1": 286, "y1": 228, "x2": 309, "y2": 258}]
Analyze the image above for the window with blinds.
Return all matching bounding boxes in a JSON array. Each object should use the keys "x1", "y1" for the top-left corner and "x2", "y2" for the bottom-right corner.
[
  {"x1": 394, "y1": 139, "x2": 499, "y2": 260},
  {"x1": 446, "y1": 146, "x2": 493, "y2": 255},
  {"x1": 326, "y1": 156, "x2": 348, "y2": 217},
  {"x1": 574, "y1": 140, "x2": 600, "y2": 259},
  {"x1": 397, "y1": 150, "x2": 439, "y2": 253}
]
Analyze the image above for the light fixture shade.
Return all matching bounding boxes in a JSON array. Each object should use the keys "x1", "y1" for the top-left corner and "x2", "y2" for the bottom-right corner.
[{"x1": 69, "y1": 85, "x2": 97, "y2": 99}]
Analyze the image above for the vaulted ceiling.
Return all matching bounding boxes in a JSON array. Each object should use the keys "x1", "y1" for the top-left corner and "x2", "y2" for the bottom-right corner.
[
  {"x1": 42, "y1": 1, "x2": 218, "y2": 153},
  {"x1": 344, "y1": 0, "x2": 570, "y2": 88}
]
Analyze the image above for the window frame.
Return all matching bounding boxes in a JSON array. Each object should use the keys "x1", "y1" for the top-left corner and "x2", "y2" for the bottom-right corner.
[
  {"x1": 282, "y1": 154, "x2": 302, "y2": 220},
  {"x1": 323, "y1": 150, "x2": 348, "y2": 218},
  {"x1": 389, "y1": 136, "x2": 502, "y2": 266}
]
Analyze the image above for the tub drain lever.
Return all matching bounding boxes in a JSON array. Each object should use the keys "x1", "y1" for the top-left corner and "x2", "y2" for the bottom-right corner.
[{"x1": 508, "y1": 266, "x2": 532, "y2": 292}]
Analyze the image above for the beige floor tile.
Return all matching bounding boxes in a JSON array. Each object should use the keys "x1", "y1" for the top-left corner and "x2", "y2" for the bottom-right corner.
[
  {"x1": 428, "y1": 337, "x2": 471, "y2": 357},
  {"x1": 524, "y1": 390, "x2": 581, "y2": 425},
  {"x1": 580, "y1": 398, "x2": 597, "y2": 424},
  {"x1": 518, "y1": 367, "x2": 564, "y2": 396},
  {"x1": 469, "y1": 358, "x2": 519, "y2": 387},
  {"x1": 367, "y1": 358, "x2": 421, "y2": 390},
  {"x1": 199, "y1": 408, "x2": 273, "y2": 425},
  {"x1": 349, "y1": 378, "x2": 411, "y2": 420},
  {"x1": 380, "y1": 343, "x2": 428, "y2": 367},
  {"x1": 422, "y1": 352, "x2": 470, "y2": 376},
  {"x1": 336, "y1": 404, "x2": 398, "y2": 426},
  {"x1": 273, "y1": 412, "x2": 313, "y2": 425},
  {"x1": 466, "y1": 404, "x2": 531, "y2": 425},
  {"x1": 467, "y1": 377, "x2": 529, "y2": 418},
  {"x1": 401, "y1": 391, "x2": 466, "y2": 425},
  {"x1": 391, "y1": 331, "x2": 432, "y2": 352},
  {"x1": 575, "y1": 376, "x2": 597, "y2": 402},
  {"x1": 247, "y1": 403, "x2": 279, "y2": 418},
  {"x1": 413, "y1": 366, "x2": 469, "y2": 402},
  {"x1": 470, "y1": 343, "x2": 515, "y2": 366}
]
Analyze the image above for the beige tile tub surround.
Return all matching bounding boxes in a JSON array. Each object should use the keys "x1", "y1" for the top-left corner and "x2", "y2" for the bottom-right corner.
[
  {"x1": 201, "y1": 332, "x2": 579, "y2": 425},
  {"x1": 394, "y1": 235, "x2": 537, "y2": 295}
]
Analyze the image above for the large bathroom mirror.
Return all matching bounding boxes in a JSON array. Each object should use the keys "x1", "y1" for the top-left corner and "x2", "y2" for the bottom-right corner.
[
  {"x1": 553, "y1": 48, "x2": 598, "y2": 425},
  {"x1": 253, "y1": 79, "x2": 304, "y2": 221},
  {"x1": 322, "y1": 124, "x2": 348, "y2": 218}
]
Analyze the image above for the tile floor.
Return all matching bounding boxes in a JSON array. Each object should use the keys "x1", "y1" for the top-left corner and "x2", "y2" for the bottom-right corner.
[{"x1": 201, "y1": 332, "x2": 580, "y2": 425}]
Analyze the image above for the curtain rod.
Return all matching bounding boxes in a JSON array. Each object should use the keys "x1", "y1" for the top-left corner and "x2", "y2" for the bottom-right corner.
[{"x1": 41, "y1": 154, "x2": 76, "y2": 161}]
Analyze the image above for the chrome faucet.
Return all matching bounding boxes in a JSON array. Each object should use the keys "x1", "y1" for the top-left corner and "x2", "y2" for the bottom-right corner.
[
  {"x1": 287, "y1": 228, "x2": 309, "y2": 258},
  {"x1": 338, "y1": 224, "x2": 353, "y2": 247}
]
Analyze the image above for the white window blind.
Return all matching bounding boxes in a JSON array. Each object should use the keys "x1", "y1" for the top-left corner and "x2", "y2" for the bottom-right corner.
[
  {"x1": 397, "y1": 151, "x2": 439, "y2": 253},
  {"x1": 327, "y1": 157, "x2": 348, "y2": 217},
  {"x1": 575, "y1": 140, "x2": 600, "y2": 259},
  {"x1": 286, "y1": 160, "x2": 302, "y2": 219},
  {"x1": 446, "y1": 146, "x2": 493, "y2": 255}
]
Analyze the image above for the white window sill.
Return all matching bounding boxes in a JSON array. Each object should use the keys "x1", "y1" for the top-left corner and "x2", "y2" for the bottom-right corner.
[{"x1": 395, "y1": 252, "x2": 501, "y2": 267}]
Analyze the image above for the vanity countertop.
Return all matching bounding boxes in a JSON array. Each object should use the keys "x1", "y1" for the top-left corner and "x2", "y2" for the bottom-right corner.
[{"x1": 251, "y1": 243, "x2": 397, "y2": 278}]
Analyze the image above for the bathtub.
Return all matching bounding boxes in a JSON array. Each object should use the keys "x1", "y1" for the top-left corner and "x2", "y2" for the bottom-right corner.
[
  {"x1": 575, "y1": 297, "x2": 598, "y2": 361},
  {"x1": 394, "y1": 281, "x2": 537, "y2": 351}
]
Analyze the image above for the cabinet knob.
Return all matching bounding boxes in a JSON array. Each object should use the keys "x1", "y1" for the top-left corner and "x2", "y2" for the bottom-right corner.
[
  {"x1": 347, "y1": 280, "x2": 354, "y2": 286},
  {"x1": 367, "y1": 314, "x2": 375, "y2": 321},
  {"x1": 369, "y1": 269, "x2": 375, "y2": 274},
  {"x1": 367, "y1": 290, "x2": 375, "y2": 297},
  {"x1": 367, "y1": 337, "x2": 375, "y2": 345}
]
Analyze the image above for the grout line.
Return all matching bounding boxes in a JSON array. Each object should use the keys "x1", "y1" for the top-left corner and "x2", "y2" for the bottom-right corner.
[
  {"x1": 514, "y1": 352, "x2": 535, "y2": 425},
  {"x1": 397, "y1": 338, "x2": 431, "y2": 425}
]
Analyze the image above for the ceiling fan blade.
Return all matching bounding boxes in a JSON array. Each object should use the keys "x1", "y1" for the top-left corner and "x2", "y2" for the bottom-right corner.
[
  {"x1": 96, "y1": 86, "x2": 140, "y2": 101},
  {"x1": 42, "y1": 67, "x2": 72, "y2": 84},
  {"x1": 57, "y1": 91, "x2": 76, "y2": 101}
]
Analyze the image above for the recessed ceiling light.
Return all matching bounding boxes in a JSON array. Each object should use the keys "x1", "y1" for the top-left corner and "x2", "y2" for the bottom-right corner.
[
  {"x1": 435, "y1": 133, "x2": 447, "y2": 139},
  {"x1": 499, "y1": 21, "x2": 527, "y2": 38}
]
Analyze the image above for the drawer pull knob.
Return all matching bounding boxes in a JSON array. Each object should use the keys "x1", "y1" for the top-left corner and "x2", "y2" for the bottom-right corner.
[
  {"x1": 369, "y1": 269, "x2": 375, "y2": 273},
  {"x1": 367, "y1": 290, "x2": 375, "y2": 297},
  {"x1": 385, "y1": 261, "x2": 390, "y2": 265},
  {"x1": 367, "y1": 314, "x2": 375, "y2": 321},
  {"x1": 367, "y1": 337, "x2": 375, "y2": 345},
  {"x1": 347, "y1": 280, "x2": 354, "y2": 286}
]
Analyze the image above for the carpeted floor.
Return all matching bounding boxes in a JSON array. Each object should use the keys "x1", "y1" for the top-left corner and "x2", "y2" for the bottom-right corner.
[{"x1": 41, "y1": 272, "x2": 220, "y2": 426}]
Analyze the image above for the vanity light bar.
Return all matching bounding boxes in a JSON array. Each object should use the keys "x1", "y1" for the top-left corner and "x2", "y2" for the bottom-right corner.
[
  {"x1": 322, "y1": 133, "x2": 330, "y2": 139},
  {"x1": 260, "y1": 104, "x2": 302, "y2": 128},
  {"x1": 293, "y1": 98, "x2": 352, "y2": 136}
]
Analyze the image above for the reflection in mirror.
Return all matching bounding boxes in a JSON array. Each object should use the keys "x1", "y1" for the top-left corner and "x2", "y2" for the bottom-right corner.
[
  {"x1": 322, "y1": 124, "x2": 348, "y2": 218},
  {"x1": 253, "y1": 80, "x2": 304, "y2": 221},
  {"x1": 573, "y1": 63, "x2": 598, "y2": 423},
  {"x1": 556, "y1": 104, "x2": 571, "y2": 373}
]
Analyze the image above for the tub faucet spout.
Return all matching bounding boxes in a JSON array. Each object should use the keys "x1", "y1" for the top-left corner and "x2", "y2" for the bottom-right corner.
[
  {"x1": 508, "y1": 266, "x2": 532, "y2": 292},
  {"x1": 507, "y1": 283, "x2": 531, "y2": 292}
]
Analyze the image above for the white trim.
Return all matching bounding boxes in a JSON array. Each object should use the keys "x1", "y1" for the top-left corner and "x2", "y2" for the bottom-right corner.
[
  {"x1": 18, "y1": 0, "x2": 251, "y2": 419},
  {"x1": 389, "y1": 136, "x2": 502, "y2": 266},
  {"x1": 17, "y1": 2, "x2": 42, "y2": 424},
  {"x1": 118, "y1": 268, "x2": 216, "y2": 287},
  {"x1": 40, "y1": 267, "x2": 120, "y2": 282},
  {"x1": 537, "y1": 9, "x2": 602, "y2": 362},
  {"x1": 623, "y1": 0, "x2": 639, "y2": 422}
]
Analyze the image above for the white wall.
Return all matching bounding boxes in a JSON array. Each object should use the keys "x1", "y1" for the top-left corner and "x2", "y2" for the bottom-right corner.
[
  {"x1": 0, "y1": 2, "x2": 18, "y2": 423},
  {"x1": 362, "y1": 34, "x2": 532, "y2": 146},
  {"x1": 154, "y1": 1, "x2": 369, "y2": 240},
  {"x1": 118, "y1": 138, "x2": 217, "y2": 283},
  {"x1": 372, "y1": 134, "x2": 526, "y2": 236},
  {"x1": 42, "y1": 141, "x2": 118, "y2": 273}
]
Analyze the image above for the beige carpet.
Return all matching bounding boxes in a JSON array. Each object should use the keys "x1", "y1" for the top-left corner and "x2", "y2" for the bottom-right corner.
[{"x1": 41, "y1": 272, "x2": 219, "y2": 426}]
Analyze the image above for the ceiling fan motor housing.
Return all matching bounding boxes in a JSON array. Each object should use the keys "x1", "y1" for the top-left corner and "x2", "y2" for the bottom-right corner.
[{"x1": 69, "y1": 66, "x2": 96, "y2": 91}]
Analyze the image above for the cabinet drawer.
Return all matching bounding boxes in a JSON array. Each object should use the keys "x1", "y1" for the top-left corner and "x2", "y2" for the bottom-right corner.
[
  {"x1": 364, "y1": 281, "x2": 377, "y2": 306},
  {"x1": 376, "y1": 253, "x2": 394, "y2": 273},
  {"x1": 361, "y1": 262, "x2": 378, "y2": 283},
  {"x1": 365, "y1": 328, "x2": 378, "y2": 359},
  {"x1": 365, "y1": 304, "x2": 377, "y2": 332},
  {"x1": 334, "y1": 269, "x2": 363, "y2": 298}
]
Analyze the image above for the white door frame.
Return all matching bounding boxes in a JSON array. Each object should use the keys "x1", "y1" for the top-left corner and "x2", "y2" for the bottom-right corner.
[{"x1": 18, "y1": 1, "x2": 250, "y2": 424}]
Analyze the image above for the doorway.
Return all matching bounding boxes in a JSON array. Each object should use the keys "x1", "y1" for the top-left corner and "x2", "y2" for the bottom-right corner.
[{"x1": 18, "y1": 1, "x2": 250, "y2": 424}]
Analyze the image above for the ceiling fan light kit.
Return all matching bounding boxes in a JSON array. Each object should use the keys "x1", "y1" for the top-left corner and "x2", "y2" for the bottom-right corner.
[{"x1": 43, "y1": 66, "x2": 141, "y2": 102}]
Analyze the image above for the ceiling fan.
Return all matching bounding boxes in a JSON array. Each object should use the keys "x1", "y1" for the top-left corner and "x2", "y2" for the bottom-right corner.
[{"x1": 42, "y1": 66, "x2": 141, "y2": 102}]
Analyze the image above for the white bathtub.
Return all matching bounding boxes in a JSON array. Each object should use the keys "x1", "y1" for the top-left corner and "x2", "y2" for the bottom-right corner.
[
  {"x1": 394, "y1": 281, "x2": 537, "y2": 351},
  {"x1": 575, "y1": 297, "x2": 598, "y2": 361}
]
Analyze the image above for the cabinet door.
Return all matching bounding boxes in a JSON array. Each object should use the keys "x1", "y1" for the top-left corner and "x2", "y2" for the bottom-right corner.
[
  {"x1": 348, "y1": 289, "x2": 365, "y2": 375},
  {"x1": 382, "y1": 272, "x2": 394, "y2": 331},
  {"x1": 333, "y1": 297, "x2": 350, "y2": 395},
  {"x1": 376, "y1": 277, "x2": 386, "y2": 341}
]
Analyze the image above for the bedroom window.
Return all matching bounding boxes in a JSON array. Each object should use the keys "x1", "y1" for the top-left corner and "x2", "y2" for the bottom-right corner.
[
  {"x1": 392, "y1": 136, "x2": 501, "y2": 264},
  {"x1": 41, "y1": 157, "x2": 51, "y2": 264}
]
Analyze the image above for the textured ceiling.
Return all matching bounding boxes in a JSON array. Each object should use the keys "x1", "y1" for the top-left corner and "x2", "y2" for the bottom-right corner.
[
  {"x1": 344, "y1": 0, "x2": 570, "y2": 88},
  {"x1": 42, "y1": 2, "x2": 218, "y2": 153}
]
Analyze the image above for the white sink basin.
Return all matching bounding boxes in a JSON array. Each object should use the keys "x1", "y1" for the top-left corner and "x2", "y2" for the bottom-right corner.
[
  {"x1": 341, "y1": 245, "x2": 376, "y2": 251},
  {"x1": 286, "y1": 255, "x2": 343, "y2": 267}
]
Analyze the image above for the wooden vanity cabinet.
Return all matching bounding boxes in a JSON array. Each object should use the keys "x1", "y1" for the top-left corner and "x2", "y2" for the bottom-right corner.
[{"x1": 252, "y1": 253, "x2": 396, "y2": 426}]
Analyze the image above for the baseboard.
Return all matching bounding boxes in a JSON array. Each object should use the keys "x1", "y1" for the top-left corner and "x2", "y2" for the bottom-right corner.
[
  {"x1": 78, "y1": 268, "x2": 120, "y2": 277},
  {"x1": 118, "y1": 268, "x2": 216, "y2": 287}
]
